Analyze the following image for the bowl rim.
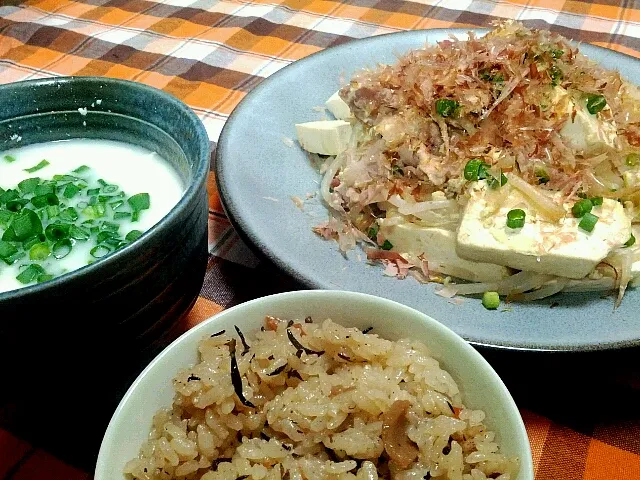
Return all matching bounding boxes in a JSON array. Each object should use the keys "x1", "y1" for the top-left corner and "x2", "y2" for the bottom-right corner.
[
  {"x1": 95, "y1": 289, "x2": 534, "y2": 479},
  {"x1": 0, "y1": 76, "x2": 210, "y2": 300}
]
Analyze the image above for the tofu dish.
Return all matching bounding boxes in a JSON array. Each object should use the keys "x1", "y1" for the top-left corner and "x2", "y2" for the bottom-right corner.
[{"x1": 295, "y1": 22, "x2": 640, "y2": 307}]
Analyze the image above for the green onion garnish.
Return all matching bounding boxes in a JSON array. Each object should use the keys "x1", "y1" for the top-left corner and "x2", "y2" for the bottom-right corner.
[
  {"x1": 11, "y1": 209, "x2": 43, "y2": 240},
  {"x1": 24, "y1": 160, "x2": 50, "y2": 173},
  {"x1": 45, "y1": 223, "x2": 71, "y2": 241},
  {"x1": 125, "y1": 230, "x2": 143, "y2": 242},
  {"x1": 29, "y1": 242, "x2": 50, "y2": 261},
  {"x1": 113, "y1": 212, "x2": 131, "y2": 220},
  {"x1": 63, "y1": 184, "x2": 80, "y2": 199},
  {"x1": 534, "y1": 167, "x2": 550, "y2": 185},
  {"x1": 435, "y1": 98, "x2": 459, "y2": 117},
  {"x1": 0, "y1": 241, "x2": 18, "y2": 261},
  {"x1": 18, "y1": 178, "x2": 40, "y2": 194},
  {"x1": 52, "y1": 238, "x2": 73, "y2": 259},
  {"x1": 464, "y1": 159, "x2": 484, "y2": 181},
  {"x1": 585, "y1": 94, "x2": 606, "y2": 115},
  {"x1": 572, "y1": 199, "x2": 593, "y2": 218},
  {"x1": 578, "y1": 212, "x2": 598, "y2": 232},
  {"x1": 506, "y1": 209, "x2": 526, "y2": 229},
  {"x1": 16, "y1": 264, "x2": 45, "y2": 284},
  {"x1": 482, "y1": 291, "x2": 500, "y2": 310},
  {"x1": 367, "y1": 223, "x2": 379, "y2": 241},
  {"x1": 590, "y1": 196, "x2": 603, "y2": 207},
  {"x1": 69, "y1": 225, "x2": 90, "y2": 241},
  {"x1": 90, "y1": 245, "x2": 111, "y2": 258},
  {"x1": 625, "y1": 233, "x2": 636, "y2": 248},
  {"x1": 380, "y1": 239, "x2": 393, "y2": 250},
  {"x1": 4, "y1": 155, "x2": 16, "y2": 163},
  {"x1": 551, "y1": 49, "x2": 564, "y2": 59},
  {"x1": 37, "y1": 274, "x2": 54, "y2": 283},
  {"x1": 549, "y1": 65, "x2": 563, "y2": 86},
  {"x1": 73, "y1": 165, "x2": 90, "y2": 174},
  {"x1": 626, "y1": 153, "x2": 639, "y2": 167},
  {"x1": 128, "y1": 193, "x2": 150, "y2": 212}
]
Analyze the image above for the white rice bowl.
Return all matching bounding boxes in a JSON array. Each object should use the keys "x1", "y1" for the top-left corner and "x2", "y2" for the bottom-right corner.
[{"x1": 96, "y1": 291, "x2": 533, "y2": 480}]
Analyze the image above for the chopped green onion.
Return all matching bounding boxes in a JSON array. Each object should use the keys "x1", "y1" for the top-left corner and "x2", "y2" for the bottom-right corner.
[
  {"x1": 391, "y1": 165, "x2": 404, "y2": 176},
  {"x1": 45, "y1": 223, "x2": 71, "y2": 241},
  {"x1": 435, "y1": 98, "x2": 459, "y2": 117},
  {"x1": 63, "y1": 184, "x2": 80, "y2": 199},
  {"x1": 380, "y1": 239, "x2": 393, "y2": 250},
  {"x1": 0, "y1": 210, "x2": 14, "y2": 227},
  {"x1": 3, "y1": 251, "x2": 24, "y2": 265},
  {"x1": 506, "y1": 209, "x2": 526, "y2": 229},
  {"x1": 585, "y1": 94, "x2": 606, "y2": 115},
  {"x1": 30, "y1": 193, "x2": 59, "y2": 208},
  {"x1": 625, "y1": 153, "x2": 639, "y2": 167},
  {"x1": 59, "y1": 207, "x2": 79, "y2": 222},
  {"x1": 72, "y1": 165, "x2": 90, "y2": 174},
  {"x1": 96, "y1": 231, "x2": 118, "y2": 244},
  {"x1": 367, "y1": 223, "x2": 379, "y2": 241},
  {"x1": 128, "y1": 193, "x2": 150, "y2": 212},
  {"x1": 86, "y1": 188, "x2": 100, "y2": 196},
  {"x1": 6, "y1": 199, "x2": 28, "y2": 212},
  {"x1": 53, "y1": 174, "x2": 78, "y2": 182},
  {"x1": 572, "y1": 199, "x2": 593, "y2": 218},
  {"x1": 29, "y1": 242, "x2": 50, "y2": 261},
  {"x1": 100, "y1": 221, "x2": 120, "y2": 232},
  {"x1": 549, "y1": 65, "x2": 563, "y2": 86},
  {"x1": 82, "y1": 204, "x2": 106, "y2": 219},
  {"x1": 37, "y1": 274, "x2": 54, "y2": 283},
  {"x1": 16, "y1": 264, "x2": 45, "y2": 284},
  {"x1": 590, "y1": 196, "x2": 603, "y2": 207},
  {"x1": 45, "y1": 205, "x2": 60, "y2": 219},
  {"x1": 0, "y1": 189, "x2": 19, "y2": 205},
  {"x1": 18, "y1": 178, "x2": 40, "y2": 194},
  {"x1": 0, "y1": 241, "x2": 18, "y2": 260},
  {"x1": 550, "y1": 49, "x2": 564, "y2": 59},
  {"x1": 113, "y1": 211, "x2": 131, "y2": 220},
  {"x1": 69, "y1": 225, "x2": 90, "y2": 241},
  {"x1": 4, "y1": 155, "x2": 16, "y2": 163},
  {"x1": 12, "y1": 209, "x2": 43, "y2": 240},
  {"x1": 24, "y1": 160, "x2": 50, "y2": 173},
  {"x1": 90, "y1": 244, "x2": 111, "y2": 258},
  {"x1": 125, "y1": 230, "x2": 143, "y2": 242},
  {"x1": 625, "y1": 233, "x2": 636, "y2": 248},
  {"x1": 487, "y1": 172, "x2": 508, "y2": 189},
  {"x1": 34, "y1": 183, "x2": 55, "y2": 196},
  {"x1": 102, "y1": 184, "x2": 119, "y2": 194},
  {"x1": 464, "y1": 159, "x2": 484, "y2": 181},
  {"x1": 578, "y1": 212, "x2": 598, "y2": 232},
  {"x1": 482, "y1": 291, "x2": 500, "y2": 310},
  {"x1": 109, "y1": 200, "x2": 125, "y2": 210},
  {"x1": 52, "y1": 238, "x2": 73, "y2": 259},
  {"x1": 534, "y1": 167, "x2": 550, "y2": 185}
]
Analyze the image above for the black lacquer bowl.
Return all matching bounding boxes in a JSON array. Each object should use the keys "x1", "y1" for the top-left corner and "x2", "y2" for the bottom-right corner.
[{"x1": 0, "y1": 77, "x2": 210, "y2": 462}]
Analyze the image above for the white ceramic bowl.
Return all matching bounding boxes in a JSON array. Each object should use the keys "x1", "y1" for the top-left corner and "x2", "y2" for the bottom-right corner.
[{"x1": 95, "y1": 290, "x2": 534, "y2": 479}]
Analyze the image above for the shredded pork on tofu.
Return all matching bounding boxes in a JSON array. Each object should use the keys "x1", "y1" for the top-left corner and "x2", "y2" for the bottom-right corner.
[{"x1": 303, "y1": 21, "x2": 640, "y2": 305}]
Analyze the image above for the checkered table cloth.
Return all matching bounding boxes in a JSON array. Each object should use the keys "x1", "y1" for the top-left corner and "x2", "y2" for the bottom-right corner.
[{"x1": 1, "y1": 1, "x2": 639, "y2": 478}]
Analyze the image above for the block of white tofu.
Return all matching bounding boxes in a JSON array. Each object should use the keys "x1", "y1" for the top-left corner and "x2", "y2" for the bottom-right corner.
[
  {"x1": 456, "y1": 181, "x2": 632, "y2": 279},
  {"x1": 556, "y1": 88, "x2": 618, "y2": 152},
  {"x1": 295, "y1": 120, "x2": 351, "y2": 156},
  {"x1": 379, "y1": 219, "x2": 511, "y2": 282},
  {"x1": 325, "y1": 90, "x2": 352, "y2": 120}
]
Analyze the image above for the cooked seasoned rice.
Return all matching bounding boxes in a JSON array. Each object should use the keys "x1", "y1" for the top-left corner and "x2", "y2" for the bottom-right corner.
[{"x1": 124, "y1": 317, "x2": 519, "y2": 480}]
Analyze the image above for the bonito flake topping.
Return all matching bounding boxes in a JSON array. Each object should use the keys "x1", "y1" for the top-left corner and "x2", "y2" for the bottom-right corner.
[{"x1": 295, "y1": 21, "x2": 640, "y2": 306}]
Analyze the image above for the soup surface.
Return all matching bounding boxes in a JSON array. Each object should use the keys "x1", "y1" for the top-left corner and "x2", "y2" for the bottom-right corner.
[{"x1": 0, "y1": 138, "x2": 184, "y2": 293}]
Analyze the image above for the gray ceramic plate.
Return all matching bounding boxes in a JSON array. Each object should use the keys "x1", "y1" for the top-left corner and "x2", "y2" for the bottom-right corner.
[{"x1": 216, "y1": 28, "x2": 640, "y2": 352}]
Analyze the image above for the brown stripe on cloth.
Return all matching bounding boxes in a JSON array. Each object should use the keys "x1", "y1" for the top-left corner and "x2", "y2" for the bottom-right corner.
[
  {"x1": 535, "y1": 423, "x2": 591, "y2": 480},
  {"x1": 451, "y1": 11, "x2": 639, "y2": 54},
  {"x1": 592, "y1": 418, "x2": 640, "y2": 455},
  {"x1": 198, "y1": 256, "x2": 303, "y2": 308}
]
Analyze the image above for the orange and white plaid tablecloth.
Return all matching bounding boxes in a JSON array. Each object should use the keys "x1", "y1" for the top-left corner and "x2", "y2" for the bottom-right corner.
[{"x1": 1, "y1": 0, "x2": 639, "y2": 478}]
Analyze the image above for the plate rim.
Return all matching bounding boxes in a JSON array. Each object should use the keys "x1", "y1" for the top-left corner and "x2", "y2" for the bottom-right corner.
[{"x1": 215, "y1": 27, "x2": 640, "y2": 353}]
